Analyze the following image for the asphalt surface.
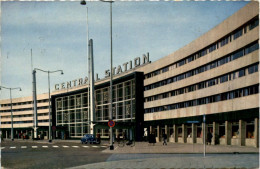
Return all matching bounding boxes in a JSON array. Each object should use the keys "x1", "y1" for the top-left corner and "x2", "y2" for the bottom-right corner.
[
  {"x1": 0, "y1": 140, "x2": 111, "y2": 169},
  {"x1": 1, "y1": 139, "x2": 259, "y2": 169}
]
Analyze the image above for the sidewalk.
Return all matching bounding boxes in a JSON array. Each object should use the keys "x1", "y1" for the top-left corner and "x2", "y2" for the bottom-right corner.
[
  {"x1": 102, "y1": 141, "x2": 259, "y2": 154},
  {"x1": 69, "y1": 142, "x2": 259, "y2": 169}
]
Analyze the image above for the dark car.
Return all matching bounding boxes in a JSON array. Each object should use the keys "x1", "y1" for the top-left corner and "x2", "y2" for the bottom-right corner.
[{"x1": 81, "y1": 134, "x2": 100, "y2": 144}]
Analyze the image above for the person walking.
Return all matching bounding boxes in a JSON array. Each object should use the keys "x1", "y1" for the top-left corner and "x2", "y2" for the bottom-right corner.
[
  {"x1": 163, "y1": 133, "x2": 167, "y2": 145},
  {"x1": 207, "y1": 131, "x2": 213, "y2": 145}
]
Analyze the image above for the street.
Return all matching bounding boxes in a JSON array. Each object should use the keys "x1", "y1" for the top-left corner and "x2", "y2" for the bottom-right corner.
[
  {"x1": 1, "y1": 140, "x2": 259, "y2": 169},
  {"x1": 1, "y1": 140, "x2": 111, "y2": 169}
]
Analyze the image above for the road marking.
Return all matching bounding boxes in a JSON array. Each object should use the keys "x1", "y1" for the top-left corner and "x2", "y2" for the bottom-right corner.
[
  {"x1": 101, "y1": 146, "x2": 107, "y2": 148},
  {"x1": 82, "y1": 146, "x2": 89, "y2": 148},
  {"x1": 42, "y1": 146, "x2": 48, "y2": 148},
  {"x1": 32, "y1": 146, "x2": 38, "y2": 148},
  {"x1": 62, "y1": 146, "x2": 69, "y2": 148},
  {"x1": 21, "y1": 146, "x2": 27, "y2": 149},
  {"x1": 1, "y1": 147, "x2": 5, "y2": 149},
  {"x1": 53, "y1": 146, "x2": 59, "y2": 148},
  {"x1": 92, "y1": 146, "x2": 98, "y2": 148},
  {"x1": 72, "y1": 146, "x2": 79, "y2": 148},
  {"x1": 10, "y1": 147, "x2": 16, "y2": 149}
]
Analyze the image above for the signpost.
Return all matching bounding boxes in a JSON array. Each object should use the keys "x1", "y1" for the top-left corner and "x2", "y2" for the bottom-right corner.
[{"x1": 108, "y1": 120, "x2": 115, "y2": 128}]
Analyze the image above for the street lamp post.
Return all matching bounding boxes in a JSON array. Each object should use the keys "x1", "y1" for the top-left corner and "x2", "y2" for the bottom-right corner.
[
  {"x1": 80, "y1": 0, "x2": 91, "y2": 135},
  {"x1": 34, "y1": 68, "x2": 63, "y2": 143},
  {"x1": 101, "y1": 0, "x2": 114, "y2": 151},
  {"x1": 80, "y1": 0, "x2": 114, "y2": 150},
  {"x1": 0, "y1": 86, "x2": 22, "y2": 141}
]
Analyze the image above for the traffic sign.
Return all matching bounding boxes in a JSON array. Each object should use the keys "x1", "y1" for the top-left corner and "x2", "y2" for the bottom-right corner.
[
  {"x1": 52, "y1": 126, "x2": 56, "y2": 131},
  {"x1": 203, "y1": 114, "x2": 206, "y2": 123},
  {"x1": 108, "y1": 120, "x2": 115, "y2": 127}
]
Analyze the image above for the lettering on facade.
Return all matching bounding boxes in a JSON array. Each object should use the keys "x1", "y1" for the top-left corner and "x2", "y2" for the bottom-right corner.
[{"x1": 55, "y1": 53, "x2": 151, "y2": 91}]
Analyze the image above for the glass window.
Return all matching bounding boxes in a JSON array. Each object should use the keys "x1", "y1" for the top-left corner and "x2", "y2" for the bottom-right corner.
[
  {"x1": 117, "y1": 84, "x2": 123, "y2": 101},
  {"x1": 238, "y1": 69, "x2": 245, "y2": 77},
  {"x1": 96, "y1": 106, "x2": 102, "y2": 121},
  {"x1": 75, "y1": 109, "x2": 82, "y2": 122},
  {"x1": 103, "y1": 105, "x2": 109, "y2": 120},
  {"x1": 233, "y1": 29, "x2": 243, "y2": 40},
  {"x1": 82, "y1": 93, "x2": 88, "y2": 107},
  {"x1": 117, "y1": 103, "x2": 123, "y2": 119},
  {"x1": 231, "y1": 50, "x2": 243, "y2": 60},
  {"x1": 249, "y1": 19, "x2": 259, "y2": 30},
  {"x1": 125, "y1": 101, "x2": 131, "y2": 119},
  {"x1": 96, "y1": 90, "x2": 102, "y2": 105},
  {"x1": 63, "y1": 96, "x2": 68, "y2": 109},
  {"x1": 69, "y1": 110, "x2": 75, "y2": 123},
  {"x1": 76, "y1": 95, "x2": 81, "y2": 108},
  {"x1": 220, "y1": 75, "x2": 229, "y2": 83},
  {"x1": 125, "y1": 81, "x2": 131, "y2": 100},
  {"x1": 69, "y1": 96, "x2": 75, "y2": 109},
  {"x1": 103, "y1": 88, "x2": 109, "y2": 104}
]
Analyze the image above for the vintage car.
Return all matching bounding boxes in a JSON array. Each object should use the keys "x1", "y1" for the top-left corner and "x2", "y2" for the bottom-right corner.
[{"x1": 81, "y1": 134, "x2": 100, "y2": 144}]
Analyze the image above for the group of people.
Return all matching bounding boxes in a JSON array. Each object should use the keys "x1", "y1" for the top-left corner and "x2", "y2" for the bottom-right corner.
[
  {"x1": 148, "y1": 131, "x2": 213, "y2": 146},
  {"x1": 148, "y1": 132, "x2": 168, "y2": 146}
]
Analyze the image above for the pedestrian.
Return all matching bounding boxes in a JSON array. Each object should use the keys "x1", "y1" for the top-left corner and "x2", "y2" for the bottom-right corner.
[
  {"x1": 163, "y1": 133, "x2": 167, "y2": 145},
  {"x1": 96, "y1": 133, "x2": 101, "y2": 144},
  {"x1": 207, "y1": 131, "x2": 212, "y2": 145},
  {"x1": 1, "y1": 133, "x2": 4, "y2": 142},
  {"x1": 151, "y1": 132, "x2": 156, "y2": 146}
]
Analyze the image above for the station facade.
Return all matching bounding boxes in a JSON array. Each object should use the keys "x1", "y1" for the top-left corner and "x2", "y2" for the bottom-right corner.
[{"x1": 0, "y1": 2, "x2": 259, "y2": 146}]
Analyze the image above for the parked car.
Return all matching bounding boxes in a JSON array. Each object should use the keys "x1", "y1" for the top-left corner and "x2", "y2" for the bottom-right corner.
[{"x1": 81, "y1": 134, "x2": 100, "y2": 144}]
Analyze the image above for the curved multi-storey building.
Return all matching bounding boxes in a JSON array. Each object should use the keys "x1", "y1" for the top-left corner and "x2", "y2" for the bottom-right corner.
[{"x1": 0, "y1": 2, "x2": 259, "y2": 147}]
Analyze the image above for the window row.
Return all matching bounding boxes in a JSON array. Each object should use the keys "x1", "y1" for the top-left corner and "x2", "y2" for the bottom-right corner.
[
  {"x1": 144, "y1": 41, "x2": 259, "y2": 91},
  {"x1": 145, "y1": 64, "x2": 258, "y2": 102},
  {"x1": 0, "y1": 106, "x2": 49, "y2": 113},
  {"x1": 0, "y1": 99, "x2": 49, "y2": 108},
  {"x1": 144, "y1": 84, "x2": 259, "y2": 113},
  {"x1": 96, "y1": 101, "x2": 136, "y2": 121},
  {"x1": 56, "y1": 79, "x2": 135, "y2": 111},
  {"x1": 144, "y1": 17, "x2": 259, "y2": 80},
  {"x1": 2, "y1": 121, "x2": 33, "y2": 124}
]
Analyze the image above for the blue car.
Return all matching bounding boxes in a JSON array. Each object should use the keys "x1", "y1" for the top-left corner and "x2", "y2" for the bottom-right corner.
[{"x1": 81, "y1": 134, "x2": 99, "y2": 144}]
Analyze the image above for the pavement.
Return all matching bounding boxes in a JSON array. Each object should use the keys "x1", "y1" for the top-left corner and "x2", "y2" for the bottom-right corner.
[{"x1": 70, "y1": 141, "x2": 259, "y2": 169}]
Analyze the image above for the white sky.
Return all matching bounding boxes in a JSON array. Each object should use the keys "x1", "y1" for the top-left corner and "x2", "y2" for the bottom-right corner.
[{"x1": 0, "y1": 1, "x2": 249, "y2": 100}]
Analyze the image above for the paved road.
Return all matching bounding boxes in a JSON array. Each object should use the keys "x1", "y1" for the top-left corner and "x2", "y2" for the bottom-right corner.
[
  {"x1": 1, "y1": 140, "x2": 259, "y2": 169},
  {"x1": 1, "y1": 140, "x2": 111, "y2": 169}
]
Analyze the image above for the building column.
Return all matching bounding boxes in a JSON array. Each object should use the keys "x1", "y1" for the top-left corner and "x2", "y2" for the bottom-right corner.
[
  {"x1": 115, "y1": 129, "x2": 118, "y2": 140},
  {"x1": 213, "y1": 122, "x2": 219, "y2": 145},
  {"x1": 6, "y1": 130, "x2": 8, "y2": 139},
  {"x1": 225, "y1": 121, "x2": 231, "y2": 145},
  {"x1": 166, "y1": 125, "x2": 170, "y2": 142},
  {"x1": 157, "y1": 125, "x2": 161, "y2": 142},
  {"x1": 239, "y1": 120, "x2": 246, "y2": 146},
  {"x1": 149, "y1": 126, "x2": 153, "y2": 134},
  {"x1": 202, "y1": 123, "x2": 207, "y2": 144},
  {"x1": 192, "y1": 123, "x2": 197, "y2": 144},
  {"x1": 254, "y1": 118, "x2": 259, "y2": 148},
  {"x1": 182, "y1": 124, "x2": 187, "y2": 143},
  {"x1": 173, "y1": 124, "x2": 178, "y2": 143}
]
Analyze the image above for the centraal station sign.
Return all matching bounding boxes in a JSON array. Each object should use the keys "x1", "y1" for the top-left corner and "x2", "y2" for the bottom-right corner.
[{"x1": 55, "y1": 53, "x2": 150, "y2": 91}]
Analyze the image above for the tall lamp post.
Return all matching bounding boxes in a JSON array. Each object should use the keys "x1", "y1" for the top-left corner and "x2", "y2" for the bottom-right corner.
[
  {"x1": 80, "y1": 0, "x2": 91, "y2": 135},
  {"x1": 0, "y1": 86, "x2": 22, "y2": 141},
  {"x1": 100, "y1": 0, "x2": 114, "y2": 151},
  {"x1": 34, "y1": 68, "x2": 63, "y2": 143},
  {"x1": 80, "y1": 0, "x2": 114, "y2": 150}
]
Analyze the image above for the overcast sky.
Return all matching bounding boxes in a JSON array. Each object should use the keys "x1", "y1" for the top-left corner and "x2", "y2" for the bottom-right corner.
[{"x1": 0, "y1": 1, "x2": 249, "y2": 100}]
